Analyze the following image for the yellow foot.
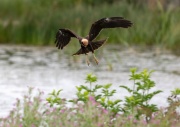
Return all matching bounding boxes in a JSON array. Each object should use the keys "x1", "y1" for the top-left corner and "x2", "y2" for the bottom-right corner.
[
  {"x1": 86, "y1": 55, "x2": 90, "y2": 66},
  {"x1": 86, "y1": 60, "x2": 90, "y2": 66},
  {"x1": 93, "y1": 54, "x2": 99, "y2": 65},
  {"x1": 94, "y1": 58, "x2": 99, "y2": 65}
]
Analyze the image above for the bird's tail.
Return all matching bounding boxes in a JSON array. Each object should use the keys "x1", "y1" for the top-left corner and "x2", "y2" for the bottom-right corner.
[
  {"x1": 73, "y1": 47, "x2": 89, "y2": 55},
  {"x1": 91, "y1": 38, "x2": 107, "y2": 50}
]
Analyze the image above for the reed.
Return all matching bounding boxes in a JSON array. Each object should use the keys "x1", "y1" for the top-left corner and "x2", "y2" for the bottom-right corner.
[{"x1": 0, "y1": 0, "x2": 179, "y2": 51}]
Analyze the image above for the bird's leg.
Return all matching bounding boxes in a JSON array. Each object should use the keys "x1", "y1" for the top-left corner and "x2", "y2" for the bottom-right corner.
[
  {"x1": 82, "y1": 47, "x2": 90, "y2": 66},
  {"x1": 88, "y1": 43, "x2": 99, "y2": 65},
  {"x1": 93, "y1": 53, "x2": 99, "y2": 65},
  {"x1": 86, "y1": 54, "x2": 90, "y2": 66}
]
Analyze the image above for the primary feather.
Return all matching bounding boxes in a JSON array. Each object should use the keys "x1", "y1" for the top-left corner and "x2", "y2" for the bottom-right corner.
[{"x1": 55, "y1": 29, "x2": 80, "y2": 49}]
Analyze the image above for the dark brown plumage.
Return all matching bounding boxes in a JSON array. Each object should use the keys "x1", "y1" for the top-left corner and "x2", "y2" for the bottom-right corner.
[{"x1": 55, "y1": 17, "x2": 132, "y2": 65}]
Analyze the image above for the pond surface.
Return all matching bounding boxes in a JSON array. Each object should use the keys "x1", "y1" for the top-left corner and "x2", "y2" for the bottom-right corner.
[{"x1": 0, "y1": 45, "x2": 180, "y2": 117}]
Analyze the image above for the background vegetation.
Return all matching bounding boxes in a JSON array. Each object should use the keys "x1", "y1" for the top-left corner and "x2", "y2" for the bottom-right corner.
[{"x1": 0, "y1": 0, "x2": 180, "y2": 52}]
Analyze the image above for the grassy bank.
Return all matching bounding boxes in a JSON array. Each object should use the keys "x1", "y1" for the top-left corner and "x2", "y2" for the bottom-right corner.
[{"x1": 0, "y1": 0, "x2": 180, "y2": 50}]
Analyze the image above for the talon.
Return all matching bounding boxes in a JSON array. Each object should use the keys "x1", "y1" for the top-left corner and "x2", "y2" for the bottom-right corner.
[
  {"x1": 87, "y1": 60, "x2": 90, "y2": 66},
  {"x1": 86, "y1": 55, "x2": 90, "y2": 66}
]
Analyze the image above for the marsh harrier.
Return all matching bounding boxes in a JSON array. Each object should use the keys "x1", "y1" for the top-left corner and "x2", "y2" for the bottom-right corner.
[{"x1": 55, "y1": 17, "x2": 132, "y2": 65}]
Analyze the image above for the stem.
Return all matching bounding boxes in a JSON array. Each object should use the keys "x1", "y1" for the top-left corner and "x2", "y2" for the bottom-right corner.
[
  {"x1": 146, "y1": 90, "x2": 149, "y2": 105},
  {"x1": 132, "y1": 79, "x2": 136, "y2": 115},
  {"x1": 90, "y1": 82, "x2": 92, "y2": 95},
  {"x1": 133, "y1": 80, "x2": 135, "y2": 94},
  {"x1": 142, "y1": 90, "x2": 145, "y2": 101}
]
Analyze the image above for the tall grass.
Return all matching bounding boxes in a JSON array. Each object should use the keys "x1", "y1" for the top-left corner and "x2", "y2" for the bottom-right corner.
[{"x1": 0, "y1": 0, "x2": 180, "y2": 51}]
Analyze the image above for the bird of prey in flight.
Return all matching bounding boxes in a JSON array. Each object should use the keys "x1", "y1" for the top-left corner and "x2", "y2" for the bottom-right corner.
[{"x1": 55, "y1": 17, "x2": 132, "y2": 65}]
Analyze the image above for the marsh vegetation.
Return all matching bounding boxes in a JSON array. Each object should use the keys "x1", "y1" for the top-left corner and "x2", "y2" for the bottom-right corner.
[
  {"x1": 0, "y1": 70, "x2": 180, "y2": 127},
  {"x1": 0, "y1": 0, "x2": 180, "y2": 53}
]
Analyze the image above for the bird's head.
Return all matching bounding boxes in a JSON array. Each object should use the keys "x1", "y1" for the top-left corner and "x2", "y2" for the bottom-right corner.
[{"x1": 81, "y1": 38, "x2": 88, "y2": 47}]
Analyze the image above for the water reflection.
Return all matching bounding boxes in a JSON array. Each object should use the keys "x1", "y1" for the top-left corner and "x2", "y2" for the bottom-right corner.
[{"x1": 0, "y1": 45, "x2": 180, "y2": 117}]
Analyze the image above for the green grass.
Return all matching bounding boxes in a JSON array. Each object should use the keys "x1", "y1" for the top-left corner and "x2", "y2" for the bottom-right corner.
[{"x1": 0, "y1": 0, "x2": 180, "y2": 51}]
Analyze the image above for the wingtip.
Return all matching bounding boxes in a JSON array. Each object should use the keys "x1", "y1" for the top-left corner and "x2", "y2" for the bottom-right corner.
[
  {"x1": 123, "y1": 20, "x2": 133, "y2": 28},
  {"x1": 129, "y1": 21, "x2": 133, "y2": 27}
]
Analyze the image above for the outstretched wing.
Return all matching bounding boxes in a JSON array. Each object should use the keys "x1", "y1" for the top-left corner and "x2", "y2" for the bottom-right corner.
[
  {"x1": 73, "y1": 39, "x2": 107, "y2": 55},
  {"x1": 55, "y1": 29, "x2": 80, "y2": 49},
  {"x1": 88, "y1": 17, "x2": 133, "y2": 41}
]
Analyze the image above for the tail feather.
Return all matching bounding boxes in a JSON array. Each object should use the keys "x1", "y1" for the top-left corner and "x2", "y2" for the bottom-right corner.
[
  {"x1": 91, "y1": 38, "x2": 107, "y2": 50},
  {"x1": 73, "y1": 47, "x2": 90, "y2": 55}
]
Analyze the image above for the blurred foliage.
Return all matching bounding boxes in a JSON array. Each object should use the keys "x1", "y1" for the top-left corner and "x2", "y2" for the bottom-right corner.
[{"x1": 0, "y1": 0, "x2": 180, "y2": 53}]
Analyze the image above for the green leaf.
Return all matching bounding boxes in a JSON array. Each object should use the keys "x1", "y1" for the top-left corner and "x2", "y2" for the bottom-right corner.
[
  {"x1": 57, "y1": 89, "x2": 63, "y2": 95},
  {"x1": 144, "y1": 90, "x2": 162, "y2": 100},
  {"x1": 110, "y1": 90, "x2": 116, "y2": 96},
  {"x1": 51, "y1": 89, "x2": 55, "y2": 95},
  {"x1": 83, "y1": 91, "x2": 89, "y2": 96},
  {"x1": 129, "y1": 74, "x2": 141, "y2": 80},
  {"x1": 100, "y1": 97, "x2": 105, "y2": 103},
  {"x1": 120, "y1": 85, "x2": 133, "y2": 93},
  {"x1": 68, "y1": 99, "x2": 76, "y2": 103},
  {"x1": 171, "y1": 88, "x2": 180, "y2": 95},
  {"x1": 103, "y1": 84, "x2": 112, "y2": 89},
  {"x1": 80, "y1": 85, "x2": 89, "y2": 91},
  {"x1": 85, "y1": 73, "x2": 97, "y2": 83},
  {"x1": 130, "y1": 68, "x2": 137, "y2": 74},
  {"x1": 95, "y1": 95, "x2": 101, "y2": 100},
  {"x1": 102, "y1": 89, "x2": 108, "y2": 95},
  {"x1": 107, "y1": 100, "x2": 113, "y2": 105},
  {"x1": 46, "y1": 97, "x2": 52, "y2": 102},
  {"x1": 95, "y1": 85, "x2": 103, "y2": 89},
  {"x1": 76, "y1": 86, "x2": 82, "y2": 91},
  {"x1": 114, "y1": 99, "x2": 122, "y2": 104}
]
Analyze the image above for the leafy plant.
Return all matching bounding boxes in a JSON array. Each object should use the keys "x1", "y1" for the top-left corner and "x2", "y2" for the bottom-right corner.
[
  {"x1": 46, "y1": 89, "x2": 66, "y2": 110},
  {"x1": 98, "y1": 83, "x2": 122, "y2": 115},
  {"x1": 46, "y1": 68, "x2": 163, "y2": 120},
  {"x1": 0, "y1": 69, "x2": 180, "y2": 127},
  {"x1": 167, "y1": 88, "x2": 180, "y2": 115},
  {"x1": 120, "y1": 68, "x2": 162, "y2": 121},
  {"x1": 70, "y1": 74, "x2": 122, "y2": 115},
  {"x1": 71, "y1": 73, "x2": 102, "y2": 103}
]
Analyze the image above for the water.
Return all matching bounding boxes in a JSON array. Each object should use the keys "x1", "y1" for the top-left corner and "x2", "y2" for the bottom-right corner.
[{"x1": 0, "y1": 45, "x2": 180, "y2": 117}]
